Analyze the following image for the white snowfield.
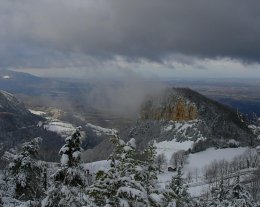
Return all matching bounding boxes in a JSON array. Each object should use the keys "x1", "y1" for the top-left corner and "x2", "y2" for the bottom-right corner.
[
  {"x1": 183, "y1": 147, "x2": 249, "y2": 177},
  {"x1": 43, "y1": 121, "x2": 75, "y2": 137},
  {"x1": 2, "y1": 75, "x2": 10, "y2": 79},
  {"x1": 158, "y1": 147, "x2": 249, "y2": 196},
  {"x1": 29, "y1": 109, "x2": 46, "y2": 116},
  {"x1": 86, "y1": 123, "x2": 118, "y2": 136},
  {"x1": 155, "y1": 139, "x2": 193, "y2": 162},
  {"x1": 83, "y1": 160, "x2": 111, "y2": 174}
]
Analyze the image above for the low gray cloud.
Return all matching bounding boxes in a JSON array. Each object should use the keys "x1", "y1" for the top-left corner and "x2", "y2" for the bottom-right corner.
[
  {"x1": 0, "y1": 0, "x2": 260, "y2": 68},
  {"x1": 86, "y1": 75, "x2": 165, "y2": 118}
]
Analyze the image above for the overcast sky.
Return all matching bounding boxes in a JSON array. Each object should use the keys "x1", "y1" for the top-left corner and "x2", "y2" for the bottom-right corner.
[{"x1": 1, "y1": 0, "x2": 260, "y2": 79}]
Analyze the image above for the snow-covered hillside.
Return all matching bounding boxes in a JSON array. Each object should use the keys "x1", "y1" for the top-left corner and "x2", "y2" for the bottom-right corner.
[
  {"x1": 43, "y1": 121, "x2": 75, "y2": 137},
  {"x1": 86, "y1": 123, "x2": 118, "y2": 136},
  {"x1": 83, "y1": 160, "x2": 111, "y2": 174},
  {"x1": 30, "y1": 109, "x2": 119, "y2": 140},
  {"x1": 82, "y1": 146, "x2": 254, "y2": 199},
  {"x1": 30, "y1": 109, "x2": 75, "y2": 137},
  {"x1": 183, "y1": 147, "x2": 248, "y2": 177}
]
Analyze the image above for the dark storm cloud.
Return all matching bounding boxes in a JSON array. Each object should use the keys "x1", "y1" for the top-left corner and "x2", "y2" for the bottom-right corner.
[{"x1": 0, "y1": 0, "x2": 260, "y2": 68}]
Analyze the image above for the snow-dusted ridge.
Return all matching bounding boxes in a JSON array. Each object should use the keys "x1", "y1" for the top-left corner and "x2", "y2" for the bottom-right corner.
[
  {"x1": 86, "y1": 123, "x2": 118, "y2": 136},
  {"x1": 0, "y1": 90, "x2": 16, "y2": 102}
]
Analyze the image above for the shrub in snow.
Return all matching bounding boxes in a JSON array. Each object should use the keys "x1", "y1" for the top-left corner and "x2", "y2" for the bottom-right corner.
[
  {"x1": 155, "y1": 153, "x2": 167, "y2": 173},
  {"x1": 42, "y1": 127, "x2": 88, "y2": 207},
  {"x1": 5, "y1": 137, "x2": 44, "y2": 201}
]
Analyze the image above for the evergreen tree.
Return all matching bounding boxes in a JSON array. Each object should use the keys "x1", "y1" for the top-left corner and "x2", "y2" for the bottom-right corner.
[
  {"x1": 87, "y1": 134, "x2": 123, "y2": 206},
  {"x1": 229, "y1": 175, "x2": 256, "y2": 207},
  {"x1": 165, "y1": 167, "x2": 190, "y2": 207},
  {"x1": 88, "y1": 135, "x2": 155, "y2": 206},
  {"x1": 42, "y1": 127, "x2": 87, "y2": 207},
  {"x1": 143, "y1": 141, "x2": 158, "y2": 191},
  {"x1": 116, "y1": 138, "x2": 150, "y2": 206},
  {"x1": 207, "y1": 175, "x2": 258, "y2": 207},
  {"x1": 143, "y1": 141, "x2": 168, "y2": 207},
  {"x1": 88, "y1": 136, "x2": 170, "y2": 207},
  {"x1": 7, "y1": 137, "x2": 44, "y2": 201},
  {"x1": 207, "y1": 177, "x2": 230, "y2": 207}
]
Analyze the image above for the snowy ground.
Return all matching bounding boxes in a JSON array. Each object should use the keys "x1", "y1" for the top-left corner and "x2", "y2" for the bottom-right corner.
[
  {"x1": 83, "y1": 146, "x2": 250, "y2": 198},
  {"x1": 30, "y1": 108, "x2": 120, "y2": 141},
  {"x1": 29, "y1": 109, "x2": 46, "y2": 116},
  {"x1": 157, "y1": 147, "x2": 249, "y2": 196},
  {"x1": 155, "y1": 139, "x2": 193, "y2": 162},
  {"x1": 43, "y1": 121, "x2": 75, "y2": 137},
  {"x1": 86, "y1": 123, "x2": 118, "y2": 136},
  {"x1": 83, "y1": 160, "x2": 111, "y2": 174},
  {"x1": 188, "y1": 184, "x2": 210, "y2": 198},
  {"x1": 183, "y1": 147, "x2": 248, "y2": 177},
  {"x1": 29, "y1": 109, "x2": 76, "y2": 137}
]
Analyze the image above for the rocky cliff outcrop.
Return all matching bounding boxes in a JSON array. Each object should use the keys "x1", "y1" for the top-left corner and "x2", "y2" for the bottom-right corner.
[{"x1": 141, "y1": 98, "x2": 198, "y2": 121}]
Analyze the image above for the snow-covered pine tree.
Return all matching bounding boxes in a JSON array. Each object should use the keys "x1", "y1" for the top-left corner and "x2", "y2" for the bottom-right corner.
[
  {"x1": 42, "y1": 127, "x2": 87, "y2": 207},
  {"x1": 143, "y1": 141, "x2": 168, "y2": 207},
  {"x1": 228, "y1": 175, "x2": 257, "y2": 207},
  {"x1": 165, "y1": 167, "x2": 190, "y2": 207},
  {"x1": 87, "y1": 133, "x2": 123, "y2": 206},
  {"x1": 207, "y1": 177, "x2": 230, "y2": 207},
  {"x1": 192, "y1": 198, "x2": 208, "y2": 207},
  {"x1": 116, "y1": 137, "x2": 151, "y2": 206},
  {"x1": 88, "y1": 135, "x2": 155, "y2": 207},
  {"x1": 7, "y1": 137, "x2": 44, "y2": 201},
  {"x1": 143, "y1": 141, "x2": 158, "y2": 190}
]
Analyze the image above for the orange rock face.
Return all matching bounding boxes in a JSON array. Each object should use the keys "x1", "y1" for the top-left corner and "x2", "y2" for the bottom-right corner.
[{"x1": 141, "y1": 99, "x2": 198, "y2": 121}]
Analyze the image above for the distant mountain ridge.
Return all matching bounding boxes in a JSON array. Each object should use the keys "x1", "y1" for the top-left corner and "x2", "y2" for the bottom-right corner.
[
  {"x1": 0, "y1": 90, "x2": 41, "y2": 130},
  {"x1": 0, "y1": 90, "x2": 64, "y2": 162},
  {"x1": 0, "y1": 69, "x2": 46, "y2": 95}
]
